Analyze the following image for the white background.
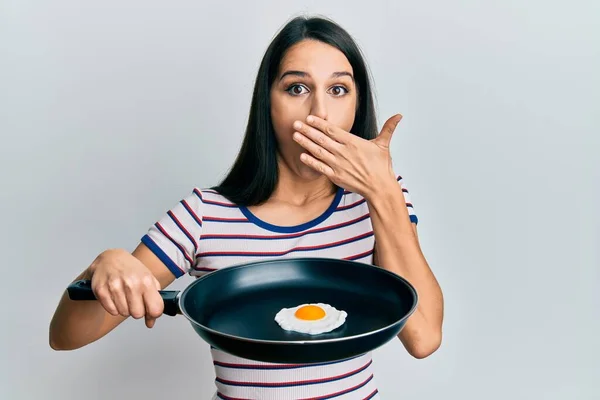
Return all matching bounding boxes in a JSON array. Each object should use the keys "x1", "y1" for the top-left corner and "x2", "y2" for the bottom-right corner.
[{"x1": 1, "y1": 0, "x2": 598, "y2": 398}]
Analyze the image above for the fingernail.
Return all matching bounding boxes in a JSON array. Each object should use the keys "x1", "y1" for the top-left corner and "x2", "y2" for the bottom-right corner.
[
  {"x1": 293, "y1": 121, "x2": 302, "y2": 130},
  {"x1": 306, "y1": 115, "x2": 314, "y2": 123}
]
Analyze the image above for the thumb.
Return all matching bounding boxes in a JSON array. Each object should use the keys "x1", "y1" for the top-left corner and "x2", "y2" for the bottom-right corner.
[{"x1": 374, "y1": 114, "x2": 402, "y2": 147}]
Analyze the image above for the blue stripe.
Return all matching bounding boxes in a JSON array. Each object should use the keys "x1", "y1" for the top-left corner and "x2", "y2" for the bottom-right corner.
[
  {"x1": 239, "y1": 187, "x2": 344, "y2": 233},
  {"x1": 141, "y1": 235, "x2": 185, "y2": 278},
  {"x1": 204, "y1": 218, "x2": 251, "y2": 223}
]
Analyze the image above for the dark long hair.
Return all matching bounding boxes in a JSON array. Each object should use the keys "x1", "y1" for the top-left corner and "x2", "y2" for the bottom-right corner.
[{"x1": 212, "y1": 15, "x2": 379, "y2": 206}]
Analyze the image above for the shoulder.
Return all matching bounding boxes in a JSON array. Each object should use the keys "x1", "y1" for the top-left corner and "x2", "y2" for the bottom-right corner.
[
  {"x1": 160, "y1": 187, "x2": 238, "y2": 224},
  {"x1": 190, "y1": 188, "x2": 239, "y2": 208},
  {"x1": 174, "y1": 187, "x2": 242, "y2": 220}
]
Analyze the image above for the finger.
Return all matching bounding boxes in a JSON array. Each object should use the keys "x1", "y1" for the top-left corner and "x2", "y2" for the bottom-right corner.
[
  {"x1": 304, "y1": 115, "x2": 350, "y2": 144},
  {"x1": 293, "y1": 132, "x2": 336, "y2": 164},
  {"x1": 375, "y1": 114, "x2": 402, "y2": 147},
  {"x1": 300, "y1": 153, "x2": 335, "y2": 178},
  {"x1": 143, "y1": 290, "x2": 164, "y2": 328},
  {"x1": 144, "y1": 276, "x2": 164, "y2": 328},
  {"x1": 93, "y1": 283, "x2": 118, "y2": 316},
  {"x1": 293, "y1": 119, "x2": 342, "y2": 152},
  {"x1": 145, "y1": 316, "x2": 156, "y2": 329},
  {"x1": 108, "y1": 279, "x2": 130, "y2": 316},
  {"x1": 124, "y1": 280, "x2": 146, "y2": 319},
  {"x1": 152, "y1": 275, "x2": 161, "y2": 292}
]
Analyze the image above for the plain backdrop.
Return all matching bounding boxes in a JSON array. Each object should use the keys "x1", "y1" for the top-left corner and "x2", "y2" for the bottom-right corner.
[{"x1": 1, "y1": 0, "x2": 598, "y2": 399}]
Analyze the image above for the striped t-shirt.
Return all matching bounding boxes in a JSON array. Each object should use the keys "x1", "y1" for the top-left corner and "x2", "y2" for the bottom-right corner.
[{"x1": 141, "y1": 176, "x2": 418, "y2": 400}]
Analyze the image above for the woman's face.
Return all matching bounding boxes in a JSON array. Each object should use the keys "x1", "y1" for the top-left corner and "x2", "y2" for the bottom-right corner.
[{"x1": 270, "y1": 39, "x2": 357, "y2": 179}]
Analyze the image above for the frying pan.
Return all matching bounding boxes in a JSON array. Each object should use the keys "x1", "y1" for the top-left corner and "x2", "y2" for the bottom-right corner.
[{"x1": 67, "y1": 257, "x2": 418, "y2": 363}]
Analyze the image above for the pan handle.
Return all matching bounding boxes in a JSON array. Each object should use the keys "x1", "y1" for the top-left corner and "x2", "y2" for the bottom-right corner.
[{"x1": 66, "y1": 279, "x2": 181, "y2": 316}]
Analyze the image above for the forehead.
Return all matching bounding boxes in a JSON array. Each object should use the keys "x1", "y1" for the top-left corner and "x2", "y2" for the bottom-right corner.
[{"x1": 278, "y1": 40, "x2": 353, "y2": 78}]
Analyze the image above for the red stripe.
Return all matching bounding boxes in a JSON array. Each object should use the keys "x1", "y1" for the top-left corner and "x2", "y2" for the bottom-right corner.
[
  {"x1": 215, "y1": 359, "x2": 371, "y2": 388},
  {"x1": 193, "y1": 267, "x2": 217, "y2": 272},
  {"x1": 298, "y1": 374, "x2": 374, "y2": 400},
  {"x1": 194, "y1": 189, "x2": 237, "y2": 207},
  {"x1": 155, "y1": 222, "x2": 192, "y2": 267},
  {"x1": 214, "y1": 360, "x2": 307, "y2": 369},
  {"x1": 201, "y1": 213, "x2": 369, "y2": 240},
  {"x1": 197, "y1": 231, "x2": 373, "y2": 257},
  {"x1": 216, "y1": 387, "x2": 376, "y2": 400},
  {"x1": 181, "y1": 199, "x2": 203, "y2": 227},
  {"x1": 343, "y1": 249, "x2": 373, "y2": 261},
  {"x1": 216, "y1": 376, "x2": 375, "y2": 400},
  {"x1": 167, "y1": 210, "x2": 198, "y2": 252},
  {"x1": 213, "y1": 355, "x2": 360, "y2": 370},
  {"x1": 336, "y1": 198, "x2": 365, "y2": 211},
  {"x1": 215, "y1": 394, "x2": 246, "y2": 400}
]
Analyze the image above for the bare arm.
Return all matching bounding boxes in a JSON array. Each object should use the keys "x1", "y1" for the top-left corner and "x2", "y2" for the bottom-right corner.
[
  {"x1": 368, "y1": 182, "x2": 444, "y2": 359},
  {"x1": 49, "y1": 243, "x2": 176, "y2": 351}
]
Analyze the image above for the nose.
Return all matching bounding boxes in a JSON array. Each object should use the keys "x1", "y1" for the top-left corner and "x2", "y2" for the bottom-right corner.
[{"x1": 309, "y1": 92, "x2": 328, "y2": 121}]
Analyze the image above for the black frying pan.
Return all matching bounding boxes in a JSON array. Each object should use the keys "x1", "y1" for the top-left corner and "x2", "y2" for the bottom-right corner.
[{"x1": 67, "y1": 257, "x2": 418, "y2": 363}]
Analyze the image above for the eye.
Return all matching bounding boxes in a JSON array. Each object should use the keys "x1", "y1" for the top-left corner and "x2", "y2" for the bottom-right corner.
[
  {"x1": 329, "y1": 85, "x2": 349, "y2": 97},
  {"x1": 285, "y1": 84, "x2": 349, "y2": 97},
  {"x1": 286, "y1": 84, "x2": 309, "y2": 96}
]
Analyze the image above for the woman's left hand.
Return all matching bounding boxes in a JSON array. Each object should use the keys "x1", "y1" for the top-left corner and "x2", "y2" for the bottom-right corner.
[{"x1": 292, "y1": 114, "x2": 403, "y2": 199}]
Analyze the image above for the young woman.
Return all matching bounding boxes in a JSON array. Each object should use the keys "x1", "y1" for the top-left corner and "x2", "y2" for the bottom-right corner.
[{"x1": 49, "y1": 15, "x2": 444, "y2": 399}]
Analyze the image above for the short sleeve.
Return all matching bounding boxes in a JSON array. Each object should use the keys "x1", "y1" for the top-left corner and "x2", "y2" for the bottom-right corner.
[
  {"x1": 141, "y1": 189, "x2": 204, "y2": 278},
  {"x1": 397, "y1": 175, "x2": 418, "y2": 225}
]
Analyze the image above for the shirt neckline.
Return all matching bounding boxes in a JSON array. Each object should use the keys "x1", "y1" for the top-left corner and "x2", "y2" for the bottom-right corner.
[{"x1": 239, "y1": 187, "x2": 344, "y2": 233}]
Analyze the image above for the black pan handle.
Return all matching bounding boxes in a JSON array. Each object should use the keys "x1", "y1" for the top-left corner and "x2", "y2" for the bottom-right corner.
[{"x1": 67, "y1": 279, "x2": 181, "y2": 316}]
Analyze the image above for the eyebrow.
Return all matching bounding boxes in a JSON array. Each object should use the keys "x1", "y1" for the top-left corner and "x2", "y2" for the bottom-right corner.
[{"x1": 278, "y1": 70, "x2": 354, "y2": 81}]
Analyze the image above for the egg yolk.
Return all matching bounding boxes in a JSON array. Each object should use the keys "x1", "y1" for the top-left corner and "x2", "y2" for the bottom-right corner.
[{"x1": 295, "y1": 305, "x2": 326, "y2": 320}]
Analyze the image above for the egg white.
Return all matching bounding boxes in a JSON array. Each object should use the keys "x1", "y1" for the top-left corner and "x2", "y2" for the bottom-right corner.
[{"x1": 274, "y1": 303, "x2": 347, "y2": 335}]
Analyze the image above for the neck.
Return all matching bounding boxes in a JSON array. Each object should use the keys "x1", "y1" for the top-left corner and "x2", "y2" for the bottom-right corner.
[{"x1": 271, "y1": 157, "x2": 337, "y2": 206}]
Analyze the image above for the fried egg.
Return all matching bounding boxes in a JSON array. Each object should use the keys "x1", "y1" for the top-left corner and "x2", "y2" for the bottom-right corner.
[{"x1": 274, "y1": 303, "x2": 347, "y2": 335}]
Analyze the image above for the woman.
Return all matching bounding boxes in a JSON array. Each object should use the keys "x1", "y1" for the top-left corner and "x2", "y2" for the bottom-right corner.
[{"x1": 49, "y1": 15, "x2": 443, "y2": 399}]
